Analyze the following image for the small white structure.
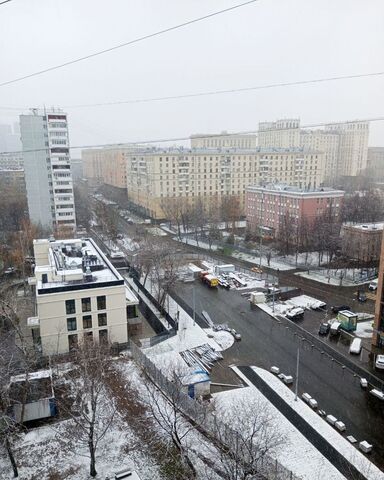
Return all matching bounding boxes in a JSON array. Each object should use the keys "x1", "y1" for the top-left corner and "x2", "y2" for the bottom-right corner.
[
  {"x1": 250, "y1": 291, "x2": 266, "y2": 304},
  {"x1": 215, "y1": 264, "x2": 235, "y2": 274},
  {"x1": 270, "y1": 366, "x2": 280, "y2": 374}
]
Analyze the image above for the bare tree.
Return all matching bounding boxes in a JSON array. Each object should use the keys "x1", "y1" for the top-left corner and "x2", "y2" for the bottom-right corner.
[
  {"x1": 55, "y1": 340, "x2": 116, "y2": 478},
  {"x1": 211, "y1": 397, "x2": 285, "y2": 480},
  {"x1": 141, "y1": 367, "x2": 200, "y2": 479}
]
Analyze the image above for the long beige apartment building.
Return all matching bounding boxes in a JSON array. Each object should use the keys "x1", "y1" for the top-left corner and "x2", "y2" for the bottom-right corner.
[
  {"x1": 126, "y1": 147, "x2": 325, "y2": 219},
  {"x1": 191, "y1": 131, "x2": 257, "y2": 149},
  {"x1": 30, "y1": 237, "x2": 138, "y2": 355},
  {"x1": 82, "y1": 147, "x2": 128, "y2": 189}
]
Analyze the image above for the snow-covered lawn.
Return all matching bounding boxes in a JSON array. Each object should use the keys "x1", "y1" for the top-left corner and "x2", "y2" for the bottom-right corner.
[
  {"x1": 232, "y1": 251, "x2": 295, "y2": 271},
  {"x1": 296, "y1": 269, "x2": 374, "y2": 287}
]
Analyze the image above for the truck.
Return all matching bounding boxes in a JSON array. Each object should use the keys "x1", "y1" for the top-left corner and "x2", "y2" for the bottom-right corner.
[{"x1": 199, "y1": 272, "x2": 219, "y2": 288}]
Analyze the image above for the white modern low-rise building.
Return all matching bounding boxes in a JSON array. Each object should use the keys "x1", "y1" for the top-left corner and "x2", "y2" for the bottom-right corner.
[{"x1": 31, "y1": 237, "x2": 138, "y2": 355}]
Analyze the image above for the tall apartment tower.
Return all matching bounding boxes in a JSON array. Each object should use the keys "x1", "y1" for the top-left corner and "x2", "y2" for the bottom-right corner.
[
  {"x1": 258, "y1": 119, "x2": 301, "y2": 148},
  {"x1": 20, "y1": 109, "x2": 76, "y2": 232},
  {"x1": 326, "y1": 122, "x2": 369, "y2": 176}
]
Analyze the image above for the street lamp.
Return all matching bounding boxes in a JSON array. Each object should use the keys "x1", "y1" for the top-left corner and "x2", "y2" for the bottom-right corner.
[{"x1": 294, "y1": 344, "x2": 300, "y2": 401}]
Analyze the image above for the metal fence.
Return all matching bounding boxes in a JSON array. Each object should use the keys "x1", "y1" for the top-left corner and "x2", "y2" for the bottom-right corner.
[{"x1": 131, "y1": 341, "x2": 300, "y2": 480}]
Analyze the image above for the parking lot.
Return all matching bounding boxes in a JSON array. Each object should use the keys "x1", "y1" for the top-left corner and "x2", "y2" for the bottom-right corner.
[{"x1": 173, "y1": 279, "x2": 384, "y2": 470}]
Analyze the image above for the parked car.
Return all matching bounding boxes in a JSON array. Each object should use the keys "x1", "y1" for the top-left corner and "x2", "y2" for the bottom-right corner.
[
  {"x1": 330, "y1": 321, "x2": 341, "y2": 336},
  {"x1": 318, "y1": 323, "x2": 330, "y2": 335},
  {"x1": 369, "y1": 279, "x2": 378, "y2": 291},
  {"x1": 331, "y1": 305, "x2": 351, "y2": 314},
  {"x1": 349, "y1": 338, "x2": 362, "y2": 355},
  {"x1": 375, "y1": 355, "x2": 384, "y2": 370},
  {"x1": 251, "y1": 266, "x2": 263, "y2": 274},
  {"x1": 4, "y1": 267, "x2": 16, "y2": 275},
  {"x1": 356, "y1": 291, "x2": 367, "y2": 303}
]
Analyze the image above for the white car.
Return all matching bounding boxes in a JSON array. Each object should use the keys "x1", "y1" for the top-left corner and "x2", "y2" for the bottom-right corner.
[
  {"x1": 369, "y1": 279, "x2": 378, "y2": 291},
  {"x1": 375, "y1": 355, "x2": 384, "y2": 370}
]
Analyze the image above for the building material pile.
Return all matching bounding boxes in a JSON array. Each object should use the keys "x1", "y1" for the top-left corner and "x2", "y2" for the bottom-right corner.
[{"x1": 180, "y1": 344, "x2": 223, "y2": 373}]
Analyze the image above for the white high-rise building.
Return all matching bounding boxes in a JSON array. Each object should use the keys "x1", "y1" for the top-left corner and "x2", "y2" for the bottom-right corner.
[
  {"x1": 20, "y1": 109, "x2": 76, "y2": 232},
  {"x1": 258, "y1": 119, "x2": 301, "y2": 148}
]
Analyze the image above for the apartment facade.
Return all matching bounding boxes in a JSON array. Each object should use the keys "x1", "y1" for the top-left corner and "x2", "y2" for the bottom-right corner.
[
  {"x1": 258, "y1": 118, "x2": 369, "y2": 177},
  {"x1": 0, "y1": 168, "x2": 26, "y2": 194},
  {"x1": 246, "y1": 184, "x2": 344, "y2": 236},
  {"x1": 0, "y1": 152, "x2": 23, "y2": 170},
  {"x1": 325, "y1": 121, "x2": 369, "y2": 176},
  {"x1": 190, "y1": 132, "x2": 257, "y2": 149},
  {"x1": 341, "y1": 223, "x2": 384, "y2": 263},
  {"x1": 126, "y1": 147, "x2": 325, "y2": 219},
  {"x1": 31, "y1": 237, "x2": 138, "y2": 355},
  {"x1": 367, "y1": 147, "x2": 384, "y2": 181},
  {"x1": 373, "y1": 232, "x2": 384, "y2": 348},
  {"x1": 20, "y1": 109, "x2": 76, "y2": 231},
  {"x1": 258, "y1": 119, "x2": 301, "y2": 148},
  {"x1": 300, "y1": 130, "x2": 340, "y2": 179},
  {"x1": 82, "y1": 147, "x2": 128, "y2": 190}
]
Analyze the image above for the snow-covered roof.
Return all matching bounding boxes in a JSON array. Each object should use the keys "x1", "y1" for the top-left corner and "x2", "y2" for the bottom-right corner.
[{"x1": 35, "y1": 237, "x2": 125, "y2": 294}]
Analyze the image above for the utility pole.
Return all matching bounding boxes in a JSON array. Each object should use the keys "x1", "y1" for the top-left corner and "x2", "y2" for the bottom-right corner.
[{"x1": 294, "y1": 345, "x2": 300, "y2": 401}]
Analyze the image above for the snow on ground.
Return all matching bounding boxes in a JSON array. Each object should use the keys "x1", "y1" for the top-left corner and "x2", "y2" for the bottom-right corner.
[
  {"x1": 204, "y1": 328, "x2": 234, "y2": 350},
  {"x1": 232, "y1": 251, "x2": 295, "y2": 271},
  {"x1": 355, "y1": 320, "x2": 374, "y2": 339},
  {"x1": 118, "y1": 236, "x2": 140, "y2": 252},
  {"x1": 147, "y1": 227, "x2": 167, "y2": 236},
  {"x1": 176, "y1": 236, "x2": 219, "y2": 251},
  {"x1": 0, "y1": 376, "x2": 163, "y2": 480},
  {"x1": 213, "y1": 379, "x2": 345, "y2": 480},
  {"x1": 239, "y1": 366, "x2": 384, "y2": 480},
  {"x1": 296, "y1": 269, "x2": 373, "y2": 287}
]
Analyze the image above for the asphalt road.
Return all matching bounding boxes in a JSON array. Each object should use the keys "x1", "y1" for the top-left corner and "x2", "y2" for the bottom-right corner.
[{"x1": 175, "y1": 280, "x2": 384, "y2": 471}]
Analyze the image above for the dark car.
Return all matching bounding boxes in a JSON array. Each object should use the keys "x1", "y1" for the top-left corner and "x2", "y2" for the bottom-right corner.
[
  {"x1": 357, "y1": 291, "x2": 367, "y2": 303},
  {"x1": 318, "y1": 323, "x2": 330, "y2": 335},
  {"x1": 331, "y1": 305, "x2": 351, "y2": 314}
]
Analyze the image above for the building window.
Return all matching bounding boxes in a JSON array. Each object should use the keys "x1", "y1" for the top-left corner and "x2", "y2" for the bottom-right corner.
[
  {"x1": 99, "y1": 329, "x2": 108, "y2": 345},
  {"x1": 83, "y1": 315, "x2": 92, "y2": 329},
  {"x1": 84, "y1": 331, "x2": 93, "y2": 343},
  {"x1": 97, "y1": 295, "x2": 106, "y2": 310},
  {"x1": 82, "y1": 297, "x2": 91, "y2": 312},
  {"x1": 67, "y1": 317, "x2": 77, "y2": 331},
  {"x1": 98, "y1": 313, "x2": 107, "y2": 326},
  {"x1": 65, "y1": 299, "x2": 76, "y2": 315},
  {"x1": 68, "y1": 334, "x2": 78, "y2": 351}
]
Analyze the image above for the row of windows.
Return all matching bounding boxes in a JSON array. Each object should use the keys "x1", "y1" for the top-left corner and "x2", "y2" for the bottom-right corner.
[
  {"x1": 67, "y1": 312, "x2": 107, "y2": 331},
  {"x1": 65, "y1": 295, "x2": 106, "y2": 314},
  {"x1": 68, "y1": 329, "x2": 107, "y2": 350}
]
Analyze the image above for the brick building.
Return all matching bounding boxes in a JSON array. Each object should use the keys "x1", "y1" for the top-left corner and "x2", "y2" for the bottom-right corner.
[
  {"x1": 246, "y1": 184, "x2": 344, "y2": 236},
  {"x1": 341, "y1": 223, "x2": 384, "y2": 263},
  {"x1": 373, "y1": 232, "x2": 384, "y2": 348}
]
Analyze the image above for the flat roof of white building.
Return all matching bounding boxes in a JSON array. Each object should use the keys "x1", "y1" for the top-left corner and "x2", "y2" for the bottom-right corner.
[{"x1": 34, "y1": 237, "x2": 127, "y2": 295}]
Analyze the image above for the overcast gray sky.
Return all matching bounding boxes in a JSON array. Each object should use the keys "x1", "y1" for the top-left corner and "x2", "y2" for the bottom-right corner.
[{"x1": 0, "y1": 0, "x2": 383, "y2": 149}]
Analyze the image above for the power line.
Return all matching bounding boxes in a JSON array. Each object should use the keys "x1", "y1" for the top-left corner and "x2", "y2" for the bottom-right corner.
[
  {"x1": 0, "y1": 0, "x2": 12, "y2": 5},
  {"x1": 63, "y1": 71, "x2": 384, "y2": 109},
  {"x1": 1, "y1": 70, "x2": 383, "y2": 112},
  {"x1": 0, "y1": 116, "x2": 382, "y2": 156},
  {"x1": 0, "y1": 0, "x2": 259, "y2": 88}
]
